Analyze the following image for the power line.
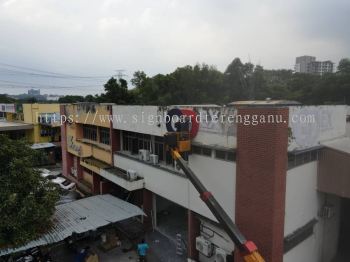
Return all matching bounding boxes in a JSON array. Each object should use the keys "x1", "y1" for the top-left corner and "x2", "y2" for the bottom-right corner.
[
  {"x1": 0, "y1": 79, "x2": 103, "y2": 89},
  {"x1": 0, "y1": 62, "x2": 112, "y2": 79}
]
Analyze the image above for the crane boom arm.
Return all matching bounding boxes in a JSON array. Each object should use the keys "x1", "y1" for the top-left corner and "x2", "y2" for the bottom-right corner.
[{"x1": 171, "y1": 149, "x2": 265, "y2": 262}]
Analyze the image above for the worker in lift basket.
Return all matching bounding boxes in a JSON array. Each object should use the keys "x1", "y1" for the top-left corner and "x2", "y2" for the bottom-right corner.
[{"x1": 137, "y1": 239, "x2": 149, "y2": 262}]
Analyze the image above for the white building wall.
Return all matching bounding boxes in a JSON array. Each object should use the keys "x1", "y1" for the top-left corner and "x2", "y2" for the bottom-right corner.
[
  {"x1": 112, "y1": 105, "x2": 167, "y2": 136},
  {"x1": 112, "y1": 105, "x2": 237, "y2": 148},
  {"x1": 114, "y1": 154, "x2": 236, "y2": 222},
  {"x1": 289, "y1": 106, "x2": 346, "y2": 151},
  {"x1": 284, "y1": 162, "x2": 340, "y2": 262}
]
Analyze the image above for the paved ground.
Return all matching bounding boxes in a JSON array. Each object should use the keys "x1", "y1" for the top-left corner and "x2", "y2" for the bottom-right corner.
[{"x1": 49, "y1": 229, "x2": 186, "y2": 262}]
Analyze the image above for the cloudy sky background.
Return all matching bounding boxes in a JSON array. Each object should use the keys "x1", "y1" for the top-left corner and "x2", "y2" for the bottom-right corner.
[{"x1": 0, "y1": 0, "x2": 349, "y2": 95}]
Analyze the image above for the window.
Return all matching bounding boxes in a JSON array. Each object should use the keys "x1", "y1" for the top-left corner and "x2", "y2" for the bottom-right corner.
[
  {"x1": 191, "y1": 145, "x2": 212, "y2": 158},
  {"x1": 83, "y1": 124, "x2": 97, "y2": 141},
  {"x1": 99, "y1": 127, "x2": 110, "y2": 145},
  {"x1": 227, "y1": 152, "x2": 236, "y2": 161},
  {"x1": 215, "y1": 150, "x2": 226, "y2": 160},
  {"x1": 192, "y1": 145, "x2": 201, "y2": 154},
  {"x1": 202, "y1": 147, "x2": 212, "y2": 157},
  {"x1": 122, "y1": 131, "x2": 152, "y2": 154},
  {"x1": 215, "y1": 149, "x2": 236, "y2": 162},
  {"x1": 154, "y1": 136, "x2": 165, "y2": 161},
  {"x1": 287, "y1": 149, "x2": 319, "y2": 169}
]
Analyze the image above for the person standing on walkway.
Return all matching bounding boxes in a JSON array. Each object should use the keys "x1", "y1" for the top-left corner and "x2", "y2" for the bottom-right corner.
[{"x1": 137, "y1": 239, "x2": 149, "y2": 262}]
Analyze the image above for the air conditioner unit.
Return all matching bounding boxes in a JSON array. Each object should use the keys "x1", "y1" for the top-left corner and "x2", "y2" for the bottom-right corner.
[
  {"x1": 150, "y1": 154, "x2": 159, "y2": 165},
  {"x1": 71, "y1": 167, "x2": 77, "y2": 177},
  {"x1": 195, "y1": 236, "x2": 213, "y2": 257},
  {"x1": 126, "y1": 169, "x2": 137, "y2": 181},
  {"x1": 138, "y1": 149, "x2": 150, "y2": 162},
  {"x1": 319, "y1": 205, "x2": 334, "y2": 219},
  {"x1": 215, "y1": 248, "x2": 227, "y2": 262}
]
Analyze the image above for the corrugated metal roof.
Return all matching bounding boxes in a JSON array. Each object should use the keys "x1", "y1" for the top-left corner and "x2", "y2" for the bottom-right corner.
[{"x1": 0, "y1": 194, "x2": 145, "y2": 256}]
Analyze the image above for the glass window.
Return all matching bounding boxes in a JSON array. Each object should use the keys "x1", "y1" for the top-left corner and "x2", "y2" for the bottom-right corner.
[
  {"x1": 192, "y1": 145, "x2": 201, "y2": 154},
  {"x1": 215, "y1": 150, "x2": 226, "y2": 160},
  {"x1": 99, "y1": 127, "x2": 110, "y2": 145},
  {"x1": 83, "y1": 125, "x2": 97, "y2": 141},
  {"x1": 227, "y1": 152, "x2": 236, "y2": 162},
  {"x1": 202, "y1": 147, "x2": 212, "y2": 157}
]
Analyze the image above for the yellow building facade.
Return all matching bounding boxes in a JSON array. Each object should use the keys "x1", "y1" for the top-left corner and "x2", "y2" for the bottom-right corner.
[{"x1": 61, "y1": 103, "x2": 116, "y2": 194}]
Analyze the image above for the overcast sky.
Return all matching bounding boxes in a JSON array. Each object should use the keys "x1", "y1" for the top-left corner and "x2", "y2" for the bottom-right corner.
[{"x1": 0, "y1": 0, "x2": 349, "y2": 95}]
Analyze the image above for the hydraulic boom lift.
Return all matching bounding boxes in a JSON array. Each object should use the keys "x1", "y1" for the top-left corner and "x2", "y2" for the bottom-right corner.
[{"x1": 164, "y1": 131, "x2": 265, "y2": 262}]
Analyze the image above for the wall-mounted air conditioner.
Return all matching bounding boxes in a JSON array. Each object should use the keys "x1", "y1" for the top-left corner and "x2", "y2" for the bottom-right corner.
[
  {"x1": 126, "y1": 169, "x2": 137, "y2": 181},
  {"x1": 71, "y1": 167, "x2": 77, "y2": 177},
  {"x1": 139, "y1": 149, "x2": 150, "y2": 162},
  {"x1": 150, "y1": 154, "x2": 159, "y2": 165},
  {"x1": 195, "y1": 236, "x2": 213, "y2": 257},
  {"x1": 319, "y1": 205, "x2": 334, "y2": 219},
  {"x1": 215, "y1": 248, "x2": 227, "y2": 262}
]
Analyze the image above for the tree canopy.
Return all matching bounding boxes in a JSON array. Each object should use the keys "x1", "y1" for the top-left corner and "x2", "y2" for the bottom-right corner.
[
  {"x1": 58, "y1": 57, "x2": 350, "y2": 105},
  {"x1": 0, "y1": 135, "x2": 59, "y2": 246}
]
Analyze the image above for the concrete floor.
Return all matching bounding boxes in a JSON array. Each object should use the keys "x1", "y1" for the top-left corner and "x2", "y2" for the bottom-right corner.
[
  {"x1": 49, "y1": 229, "x2": 186, "y2": 262},
  {"x1": 50, "y1": 239, "x2": 139, "y2": 262}
]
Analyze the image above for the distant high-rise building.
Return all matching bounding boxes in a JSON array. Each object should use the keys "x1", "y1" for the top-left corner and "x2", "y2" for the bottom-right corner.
[
  {"x1": 295, "y1": 56, "x2": 316, "y2": 73},
  {"x1": 295, "y1": 56, "x2": 333, "y2": 75},
  {"x1": 28, "y1": 88, "x2": 40, "y2": 96}
]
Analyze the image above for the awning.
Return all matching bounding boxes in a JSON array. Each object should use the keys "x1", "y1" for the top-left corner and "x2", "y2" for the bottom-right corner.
[
  {"x1": 321, "y1": 137, "x2": 350, "y2": 154},
  {"x1": 0, "y1": 121, "x2": 33, "y2": 131},
  {"x1": 31, "y1": 143, "x2": 56, "y2": 150},
  {"x1": 0, "y1": 194, "x2": 145, "y2": 256}
]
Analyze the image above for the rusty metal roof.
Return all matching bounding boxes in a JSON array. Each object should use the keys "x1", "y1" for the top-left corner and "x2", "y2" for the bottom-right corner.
[{"x1": 0, "y1": 194, "x2": 145, "y2": 256}]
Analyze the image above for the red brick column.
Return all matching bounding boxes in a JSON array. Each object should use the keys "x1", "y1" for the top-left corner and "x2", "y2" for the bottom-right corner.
[
  {"x1": 187, "y1": 210, "x2": 200, "y2": 260},
  {"x1": 235, "y1": 107, "x2": 288, "y2": 262},
  {"x1": 143, "y1": 189, "x2": 153, "y2": 230}
]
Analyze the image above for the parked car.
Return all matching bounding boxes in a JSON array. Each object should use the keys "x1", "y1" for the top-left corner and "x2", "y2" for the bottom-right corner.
[
  {"x1": 51, "y1": 177, "x2": 76, "y2": 191},
  {"x1": 38, "y1": 168, "x2": 60, "y2": 180}
]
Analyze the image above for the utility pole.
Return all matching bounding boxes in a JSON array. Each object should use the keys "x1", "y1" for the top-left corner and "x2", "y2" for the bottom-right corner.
[{"x1": 114, "y1": 69, "x2": 128, "y2": 80}]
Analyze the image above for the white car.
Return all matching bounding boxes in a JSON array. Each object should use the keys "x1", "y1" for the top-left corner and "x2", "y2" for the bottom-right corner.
[
  {"x1": 38, "y1": 168, "x2": 60, "y2": 180},
  {"x1": 51, "y1": 177, "x2": 76, "y2": 191}
]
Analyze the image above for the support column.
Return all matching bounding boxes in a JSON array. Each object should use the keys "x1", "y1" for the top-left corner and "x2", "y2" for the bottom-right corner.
[
  {"x1": 143, "y1": 189, "x2": 153, "y2": 230},
  {"x1": 187, "y1": 210, "x2": 200, "y2": 261},
  {"x1": 92, "y1": 173, "x2": 101, "y2": 194},
  {"x1": 235, "y1": 107, "x2": 288, "y2": 262},
  {"x1": 100, "y1": 180, "x2": 111, "y2": 194},
  {"x1": 60, "y1": 105, "x2": 71, "y2": 177}
]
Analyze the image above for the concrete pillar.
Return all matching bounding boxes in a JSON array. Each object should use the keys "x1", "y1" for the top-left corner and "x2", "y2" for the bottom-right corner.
[
  {"x1": 187, "y1": 210, "x2": 200, "y2": 261},
  {"x1": 92, "y1": 173, "x2": 101, "y2": 194},
  {"x1": 76, "y1": 157, "x2": 83, "y2": 180},
  {"x1": 100, "y1": 180, "x2": 111, "y2": 194},
  {"x1": 235, "y1": 107, "x2": 288, "y2": 262},
  {"x1": 60, "y1": 105, "x2": 71, "y2": 177},
  {"x1": 143, "y1": 189, "x2": 153, "y2": 230},
  {"x1": 111, "y1": 129, "x2": 120, "y2": 163}
]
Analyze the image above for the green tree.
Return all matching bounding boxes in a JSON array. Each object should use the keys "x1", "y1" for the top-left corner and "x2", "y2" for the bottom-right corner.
[
  {"x1": 0, "y1": 94, "x2": 15, "y2": 103},
  {"x1": 337, "y1": 58, "x2": 350, "y2": 74},
  {"x1": 99, "y1": 77, "x2": 133, "y2": 104},
  {"x1": 0, "y1": 135, "x2": 59, "y2": 246}
]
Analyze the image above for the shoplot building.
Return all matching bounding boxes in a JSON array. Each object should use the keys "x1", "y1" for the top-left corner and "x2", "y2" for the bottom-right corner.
[{"x1": 60, "y1": 101, "x2": 350, "y2": 262}]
